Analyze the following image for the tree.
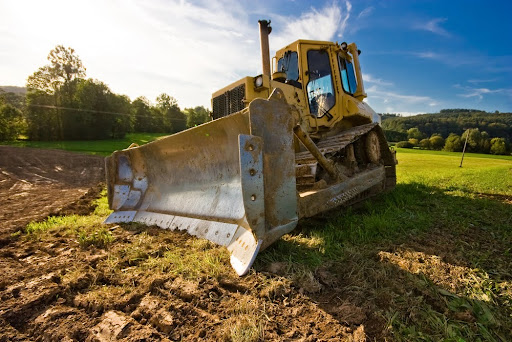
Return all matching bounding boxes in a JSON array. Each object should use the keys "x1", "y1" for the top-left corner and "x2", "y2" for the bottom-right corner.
[
  {"x1": 0, "y1": 102, "x2": 25, "y2": 141},
  {"x1": 490, "y1": 138, "x2": 507, "y2": 155},
  {"x1": 25, "y1": 90, "x2": 59, "y2": 140},
  {"x1": 408, "y1": 138, "x2": 419, "y2": 146},
  {"x1": 381, "y1": 110, "x2": 512, "y2": 142},
  {"x1": 185, "y1": 106, "x2": 210, "y2": 128},
  {"x1": 0, "y1": 89, "x2": 25, "y2": 110},
  {"x1": 461, "y1": 128, "x2": 482, "y2": 152},
  {"x1": 26, "y1": 45, "x2": 86, "y2": 140},
  {"x1": 108, "y1": 93, "x2": 133, "y2": 138},
  {"x1": 132, "y1": 97, "x2": 153, "y2": 132},
  {"x1": 444, "y1": 134, "x2": 462, "y2": 152},
  {"x1": 480, "y1": 131, "x2": 491, "y2": 153},
  {"x1": 156, "y1": 93, "x2": 186, "y2": 133},
  {"x1": 407, "y1": 127, "x2": 424, "y2": 140},
  {"x1": 27, "y1": 46, "x2": 85, "y2": 95},
  {"x1": 419, "y1": 138, "x2": 430, "y2": 149},
  {"x1": 383, "y1": 130, "x2": 407, "y2": 142},
  {"x1": 429, "y1": 134, "x2": 445, "y2": 150},
  {"x1": 396, "y1": 141, "x2": 414, "y2": 148},
  {"x1": 70, "y1": 79, "x2": 132, "y2": 139}
]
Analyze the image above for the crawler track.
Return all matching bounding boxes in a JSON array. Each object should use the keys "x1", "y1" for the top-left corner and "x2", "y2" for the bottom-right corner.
[{"x1": 295, "y1": 123, "x2": 396, "y2": 204}]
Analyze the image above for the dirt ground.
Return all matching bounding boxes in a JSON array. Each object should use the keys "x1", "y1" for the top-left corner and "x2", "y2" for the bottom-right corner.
[
  {"x1": 0, "y1": 147, "x2": 510, "y2": 341},
  {"x1": 0, "y1": 147, "x2": 369, "y2": 341},
  {"x1": 0, "y1": 146, "x2": 105, "y2": 239}
]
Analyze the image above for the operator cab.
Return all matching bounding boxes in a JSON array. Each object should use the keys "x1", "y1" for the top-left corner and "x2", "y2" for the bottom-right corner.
[
  {"x1": 273, "y1": 51, "x2": 302, "y2": 89},
  {"x1": 272, "y1": 40, "x2": 364, "y2": 127}
]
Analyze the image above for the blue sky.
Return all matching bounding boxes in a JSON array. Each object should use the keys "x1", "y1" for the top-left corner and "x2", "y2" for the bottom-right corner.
[{"x1": 1, "y1": 0, "x2": 511, "y2": 115}]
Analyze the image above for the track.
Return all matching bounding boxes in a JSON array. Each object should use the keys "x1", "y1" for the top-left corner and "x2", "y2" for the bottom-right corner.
[{"x1": 295, "y1": 123, "x2": 396, "y2": 200}]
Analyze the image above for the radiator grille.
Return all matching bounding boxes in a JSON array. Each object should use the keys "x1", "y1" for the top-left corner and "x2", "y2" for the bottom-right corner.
[{"x1": 212, "y1": 84, "x2": 246, "y2": 119}]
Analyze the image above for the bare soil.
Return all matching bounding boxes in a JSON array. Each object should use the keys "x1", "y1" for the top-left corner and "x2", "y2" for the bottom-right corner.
[
  {"x1": 0, "y1": 147, "x2": 510, "y2": 341},
  {"x1": 0, "y1": 147, "x2": 368, "y2": 341},
  {"x1": 0, "y1": 146, "x2": 105, "y2": 238}
]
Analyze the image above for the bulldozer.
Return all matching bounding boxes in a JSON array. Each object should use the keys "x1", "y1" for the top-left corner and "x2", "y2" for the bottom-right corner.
[{"x1": 105, "y1": 20, "x2": 396, "y2": 276}]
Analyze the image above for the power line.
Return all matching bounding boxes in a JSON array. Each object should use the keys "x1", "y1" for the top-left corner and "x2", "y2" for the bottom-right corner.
[{"x1": 28, "y1": 104, "x2": 190, "y2": 122}]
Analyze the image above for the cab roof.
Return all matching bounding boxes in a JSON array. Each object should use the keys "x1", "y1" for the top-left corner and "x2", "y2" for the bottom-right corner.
[{"x1": 274, "y1": 39, "x2": 338, "y2": 57}]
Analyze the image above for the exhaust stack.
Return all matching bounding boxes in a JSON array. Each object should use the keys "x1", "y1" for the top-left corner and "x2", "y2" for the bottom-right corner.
[{"x1": 258, "y1": 20, "x2": 272, "y2": 76}]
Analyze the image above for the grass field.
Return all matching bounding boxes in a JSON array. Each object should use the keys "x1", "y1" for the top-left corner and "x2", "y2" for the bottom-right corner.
[
  {"x1": 260, "y1": 148, "x2": 512, "y2": 340},
  {"x1": 1, "y1": 133, "x2": 168, "y2": 155},
  {"x1": 14, "y1": 145, "x2": 512, "y2": 340}
]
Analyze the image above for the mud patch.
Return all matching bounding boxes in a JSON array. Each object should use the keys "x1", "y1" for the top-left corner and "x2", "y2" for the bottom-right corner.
[{"x1": 0, "y1": 146, "x2": 104, "y2": 238}]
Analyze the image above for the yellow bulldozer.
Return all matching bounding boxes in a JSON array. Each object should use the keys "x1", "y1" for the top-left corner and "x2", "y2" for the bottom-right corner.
[{"x1": 105, "y1": 20, "x2": 396, "y2": 275}]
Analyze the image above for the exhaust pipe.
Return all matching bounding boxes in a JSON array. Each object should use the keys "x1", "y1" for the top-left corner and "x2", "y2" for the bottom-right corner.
[{"x1": 258, "y1": 20, "x2": 272, "y2": 76}]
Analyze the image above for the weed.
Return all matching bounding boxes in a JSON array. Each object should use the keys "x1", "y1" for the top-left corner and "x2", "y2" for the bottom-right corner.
[
  {"x1": 25, "y1": 215, "x2": 103, "y2": 237},
  {"x1": 226, "y1": 315, "x2": 264, "y2": 342},
  {"x1": 78, "y1": 227, "x2": 114, "y2": 248}
]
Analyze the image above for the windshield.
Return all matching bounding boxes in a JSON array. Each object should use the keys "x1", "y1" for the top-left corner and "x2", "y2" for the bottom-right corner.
[
  {"x1": 306, "y1": 49, "x2": 335, "y2": 118},
  {"x1": 276, "y1": 51, "x2": 299, "y2": 81},
  {"x1": 339, "y1": 55, "x2": 357, "y2": 95}
]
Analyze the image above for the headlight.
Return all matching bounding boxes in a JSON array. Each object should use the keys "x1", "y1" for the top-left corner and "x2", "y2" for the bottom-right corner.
[{"x1": 254, "y1": 75, "x2": 263, "y2": 88}]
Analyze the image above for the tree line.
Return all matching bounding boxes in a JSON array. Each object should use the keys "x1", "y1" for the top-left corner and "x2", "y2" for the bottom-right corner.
[
  {"x1": 0, "y1": 46, "x2": 210, "y2": 141},
  {"x1": 382, "y1": 110, "x2": 511, "y2": 155}
]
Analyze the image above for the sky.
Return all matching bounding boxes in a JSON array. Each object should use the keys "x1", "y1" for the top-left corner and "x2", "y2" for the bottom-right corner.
[{"x1": 1, "y1": 0, "x2": 511, "y2": 115}]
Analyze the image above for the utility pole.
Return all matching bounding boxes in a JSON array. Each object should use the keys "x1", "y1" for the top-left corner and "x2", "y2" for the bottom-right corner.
[{"x1": 459, "y1": 129, "x2": 470, "y2": 167}]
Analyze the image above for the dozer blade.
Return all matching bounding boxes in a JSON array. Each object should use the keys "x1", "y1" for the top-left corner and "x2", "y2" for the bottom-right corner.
[{"x1": 105, "y1": 89, "x2": 298, "y2": 276}]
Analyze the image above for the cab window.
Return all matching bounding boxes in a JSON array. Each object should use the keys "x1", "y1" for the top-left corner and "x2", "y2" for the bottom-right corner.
[
  {"x1": 277, "y1": 51, "x2": 299, "y2": 81},
  {"x1": 338, "y1": 55, "x2": 357, "y2": 95},
  {"x1": 306, "y1": 50, "x2": 335, "y2": 118}
]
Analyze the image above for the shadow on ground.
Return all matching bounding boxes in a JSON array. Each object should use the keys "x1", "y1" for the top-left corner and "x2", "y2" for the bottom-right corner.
[{"x1": 256, "y1": 183, "x2": 512, "y2": 341}]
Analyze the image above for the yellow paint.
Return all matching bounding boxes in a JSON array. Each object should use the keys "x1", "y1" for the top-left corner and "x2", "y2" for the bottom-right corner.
[{"x1": 211, "y1": 39, "x2": 378, "y2": 139}]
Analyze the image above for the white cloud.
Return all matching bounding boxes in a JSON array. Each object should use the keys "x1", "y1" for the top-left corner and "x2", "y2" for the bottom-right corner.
[
  {"x1": 270, "y1": 1, "x2": 351, "y2": 49},
  {"x1": 367, "y1": 85, "x2": 433, "y2": 104},
  {"x1": 410, "y1": 51, "x2": 481, "y2": 67},
  {"x1": 467, "y1": 78, "x2": 498, "y2": 84},
  {"x1": 412, "y1": 51, "x2": 441, "y2": 59},
  {"x1": 388, "y1": 111, "x2": 423, "y2": 117},
  {"x1": 363, "y1": 73, "x2": 393, "y2": 86},
  {"x1": 455, "y1": 85, "x2": 511, "y2": 100},
  {"x1": 365, "y1": 84, "x2": 439, "y2": 114},
  {"x1": 415, "y1": 17, "x2": 451, "y2": 37},
  {"x1": 357, "y1": 6, "x2": 374, "y2": 19},
  {"x1": 0, "y1": 0, "x2": 359, "y2": 109}
]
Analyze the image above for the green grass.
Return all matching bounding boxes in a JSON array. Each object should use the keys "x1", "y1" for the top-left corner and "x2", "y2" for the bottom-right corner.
[
  {"x1": 1, "y1": 132, "x2": 168, "y2": 156},
  {"x1": 396, "y1": 148, "x2": 512, "y2": 195},
  {"x1": 19, "y1": 146, "x2": 512, "y2": 341},
  {"x1": 257, "y1": 148, "x2": 512, "y2": 341},
  {"x1": 78, "y1": 227, "x2": 114, "y2": 248},
  {"x1": 25, "y1": 189, "x2": 114, "y2": 247}
]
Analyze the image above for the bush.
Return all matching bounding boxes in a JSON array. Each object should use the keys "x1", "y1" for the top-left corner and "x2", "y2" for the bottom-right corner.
[
  {"x1": 408, "y1": 138, "x2": 419, "y2": 146},
  {"x1": 444, "y1": 134, "x2": 463, "y2": 152},
  {"x1": 396, "y1": 141, "x2": 414, "y2": 148},
  {"x1": 429, "y1": 135, "x2": 445, "y2": 150},
  {"x1": 490, "y1": 138, "x2": 508, "y2": 155},
  {"x1": 419, "y1": 139, "x2": 430, "y2": 149},
  {"x1": 0, "y1": 103, "x2": 25, "y2": 141}
]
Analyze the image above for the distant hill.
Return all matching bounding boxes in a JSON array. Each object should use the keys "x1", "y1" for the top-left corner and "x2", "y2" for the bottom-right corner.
[
  {"x1": 0, "y1": 86, "x2": 27, "y2": 95},
  {"x1": 381, "y1": 109, "x2": 512, "y2": 141},
  {"x1": 0, "y1": 86, "x2": 27, "y2": 109}
]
